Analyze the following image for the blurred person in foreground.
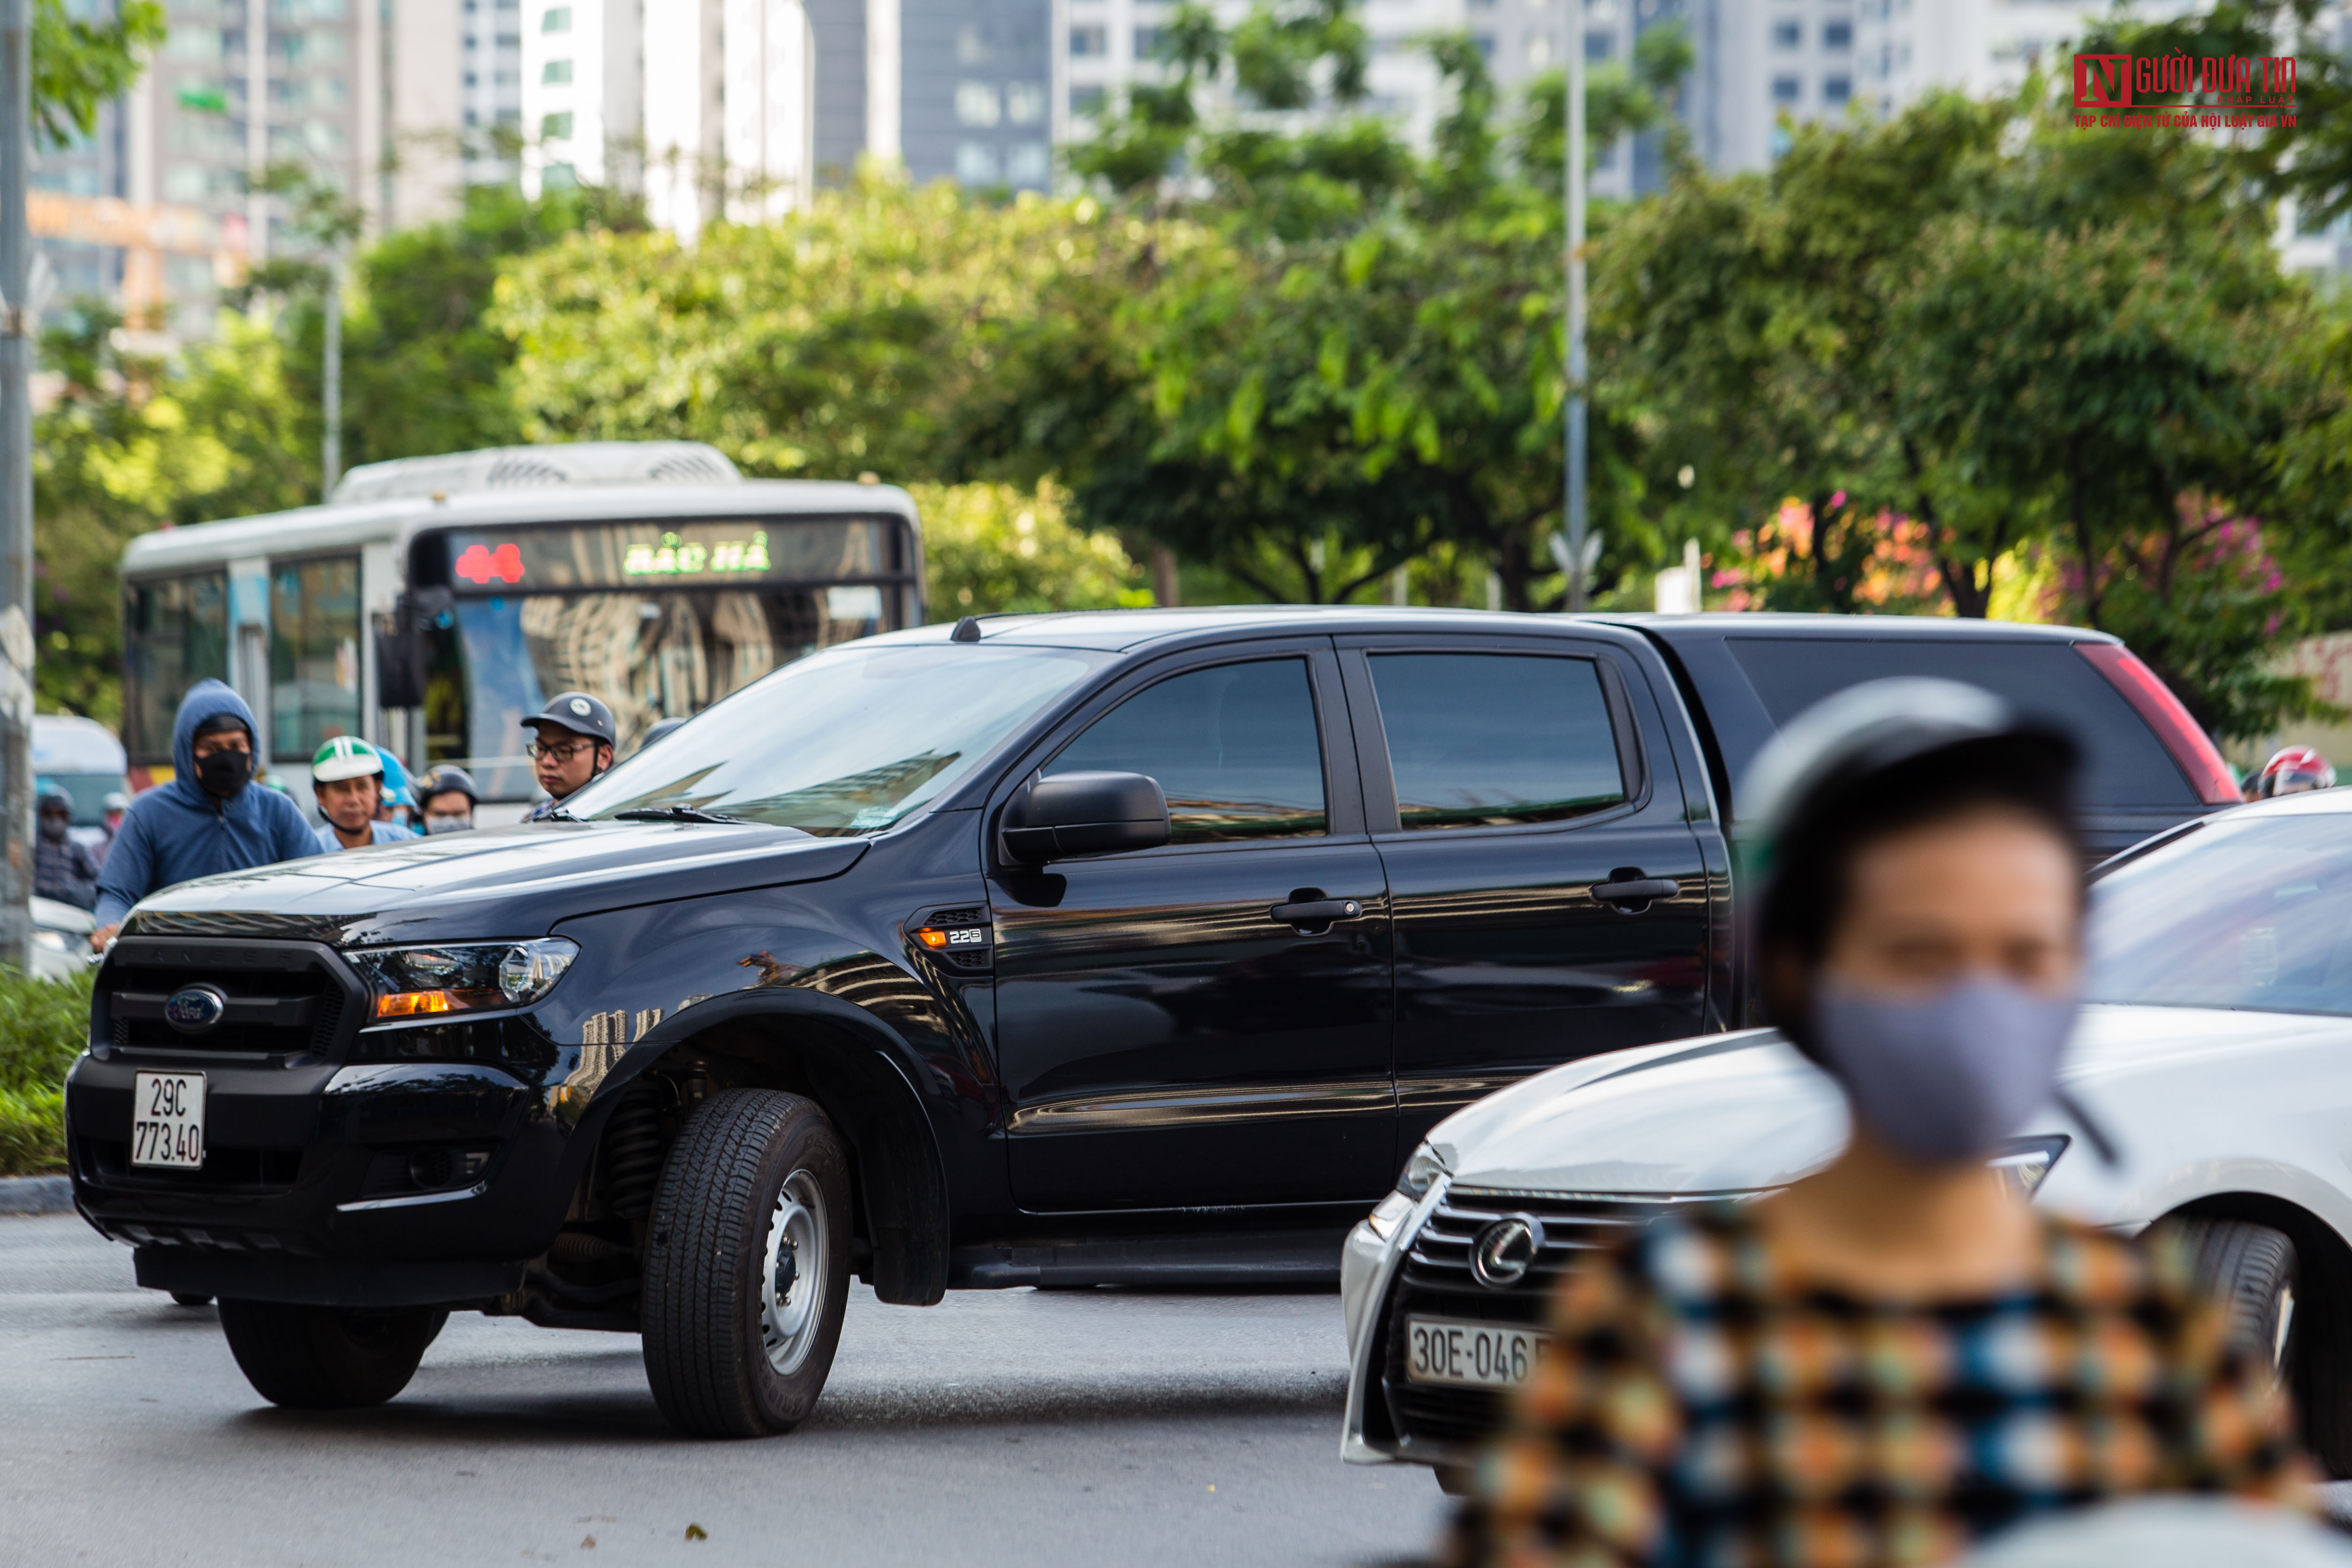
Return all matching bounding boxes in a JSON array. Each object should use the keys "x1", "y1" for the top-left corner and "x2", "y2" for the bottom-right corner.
[
  {"x1": 521, "y1": 693, "x2": 616, "y2": 822},
  {"x1": 2249, "y1": 746, "x2": 2336, "y2": 802},
  {"x1": 312, "y1": 737, "x2": 419, "y2": 852},
  {"x1": 1449, "y1": 678, "x2": 2308, "y2": 1568},
  {"x1": 91, "y1": 681, "x2": 319, "y2": 951},
  {"x1": 35, "y1": 784, "x2": 100, "y2": 910},
  {"x1": 418, "y1": 765, "x2": 479, "y2": 833}
]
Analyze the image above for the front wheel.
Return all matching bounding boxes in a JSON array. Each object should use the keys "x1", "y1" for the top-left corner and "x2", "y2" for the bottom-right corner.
[
  {"x1": 2166, "y1": 1218, "x2": 2298, "y2": 1377},
  {"x1": 640, "y1": 1089, "x2": 852, "y2": 1438},
  {"x1": 217, "y1": 1301, "x2": 447, "y2": 1408}
]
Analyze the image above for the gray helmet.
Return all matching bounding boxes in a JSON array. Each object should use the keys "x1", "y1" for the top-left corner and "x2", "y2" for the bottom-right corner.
[
  {"x1": 420, "y1": 765, "x2": 480, "y2": 805},
  {"x1": 36, "y1": 783, "x2": 73, "y2": 815},
  {"x1": 101, "y1": 791, "x2": 129, "y2": 813},
  {"x1": 1739, "y1": 677, "x2": 2075, "y2": 868},
  {"x1": 522, "y1": 692, "x2": 617, "y2": 747}
]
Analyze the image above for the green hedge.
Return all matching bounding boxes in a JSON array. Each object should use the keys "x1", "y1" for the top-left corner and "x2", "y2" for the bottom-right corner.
[{"x1": 0, "y1": 967, "x2": 93, "y2": 1176}]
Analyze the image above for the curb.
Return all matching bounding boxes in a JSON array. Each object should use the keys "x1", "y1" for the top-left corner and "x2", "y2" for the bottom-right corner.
[{"x1": 0, "y1": 1174, "x2": 72, "y2": 1215}]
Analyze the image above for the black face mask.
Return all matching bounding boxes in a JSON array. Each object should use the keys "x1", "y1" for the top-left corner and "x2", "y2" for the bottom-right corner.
[{"x1": 195, "y1": 748, "x2": 254, "y2": 798}]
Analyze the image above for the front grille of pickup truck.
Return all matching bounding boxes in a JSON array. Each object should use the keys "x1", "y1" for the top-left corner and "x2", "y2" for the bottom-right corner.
[
  {"x1": 1378, "y1": 1187, "x2": 1714, "y2": 1460},
  {"x1": 100, "y1": 938, "x2": 362, "y2": 1060}
]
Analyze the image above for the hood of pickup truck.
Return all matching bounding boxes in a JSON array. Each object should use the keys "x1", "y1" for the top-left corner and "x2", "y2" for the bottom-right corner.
[{"x1": 121, "y1": 821, "x2": 869, "y2": 945}]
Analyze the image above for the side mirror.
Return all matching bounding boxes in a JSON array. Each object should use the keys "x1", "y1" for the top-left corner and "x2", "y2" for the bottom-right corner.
[
  {"x1": 375, "y1": 587, "x2": 452, "y2": 710},
  {"x1": 1003, "y1": 772, "x2": 1171, "y2": 864}
]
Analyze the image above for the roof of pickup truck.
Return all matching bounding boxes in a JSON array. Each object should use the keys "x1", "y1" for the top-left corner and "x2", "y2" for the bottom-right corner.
[{"x1": 889, "y1": 606, "x2": 2117, "y2": 653}]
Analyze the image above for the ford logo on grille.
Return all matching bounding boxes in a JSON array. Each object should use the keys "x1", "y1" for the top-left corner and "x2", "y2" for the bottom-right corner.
[
  {"x1": 163, "y1": 983, "x2": 229, "y2": 1034},
  {"x1": 1470, "y1": 1214, "x2": 1544, "y2": 1290}
]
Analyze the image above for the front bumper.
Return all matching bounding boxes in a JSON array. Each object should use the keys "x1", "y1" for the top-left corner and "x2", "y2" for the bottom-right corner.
[{"x1": 67, "y1": 937, "x2": 594, "y2": 1304}]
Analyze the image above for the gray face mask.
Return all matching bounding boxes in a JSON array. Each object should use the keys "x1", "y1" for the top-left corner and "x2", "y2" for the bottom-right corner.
[{"x1": 1810, "y1": 975, "x2": 2079, "y2": 1166}]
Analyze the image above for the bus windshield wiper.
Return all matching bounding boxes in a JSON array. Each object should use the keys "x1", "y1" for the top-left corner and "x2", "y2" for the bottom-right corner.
[{"x1": 612, "y1": 805, "x2": 745, "y2": 825}]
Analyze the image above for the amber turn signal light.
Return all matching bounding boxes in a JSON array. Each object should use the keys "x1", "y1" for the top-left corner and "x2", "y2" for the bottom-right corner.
[
  {"x1": 375, "y1": 990, "x2": 457, "y2": 1019},
  {"x1": 914, "y1": 928, "x2": 949, "y2": 949}
]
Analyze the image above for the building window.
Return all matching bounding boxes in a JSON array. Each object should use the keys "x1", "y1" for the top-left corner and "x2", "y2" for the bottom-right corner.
[
  {"x1": 1070, "y1": 84, "x2": 1104, "y2": 116},
  {"x1": 1068, "y1": 24, "x2": 1104, "y2": 57},
  {"x1": 540, "y1": 110, "x2": 573, "y2": 138},
  {"x1": 1770, "y1": 76, "x2": 1800, "y2": 105},
  {"x1": 1823, "y1": 75, "x2": 1851, "y2": 105},
  {"x1": 543, "y1": 160, "x2": 578, "y2": 188},
  {"x1": 955, "y1": 82, "x2": 1001, "y2": 127},
  {"x1": 1472, "y1": 32, "x2": 1494, "y2": 59},
  {"x1": 1006, "y1": 82, "x2": 1044, "y2": 124},
  {"x1": 1822, "y1": 18, "x2": 1852, "y2": 49},
  {"x1": 541, "y1": 58, "x2": 571, "y2": 83},
  {"x1": 1770, "y1": 18, "x2": 1799, "y2": 48},
  {"x1": 1585, "y1": 30, "x2": 1610, "y2": 60},
  {"x1": 1007, "y1": 142, "x2": 1049, "y2": 184},
  {"x1": 1133, "y1": 26, "x2": 1162, "y2": 57},
  {"x1": 955, "y1": 142, "x2": 1001, "y2": 183},
  {"x1": 541, "y1": 5, "x2": 569, "y2": 30}
]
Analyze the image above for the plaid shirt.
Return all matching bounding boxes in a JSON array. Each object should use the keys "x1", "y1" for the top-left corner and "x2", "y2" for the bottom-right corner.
[{"x1": 1450, "y1": 1204, "x2": 2307, "y2": 1568}]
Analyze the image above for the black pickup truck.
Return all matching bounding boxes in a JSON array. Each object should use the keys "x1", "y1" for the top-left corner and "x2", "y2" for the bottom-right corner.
[{"x1": 65, "y1": 609, "x2": 2236, "y2": 1435}]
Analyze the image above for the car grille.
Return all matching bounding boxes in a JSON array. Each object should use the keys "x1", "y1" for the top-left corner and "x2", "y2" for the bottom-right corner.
[
  {"x1": 1378, "y1": 1185, "x2": 1721, "y2": 1462},
  {"x1": 99, "y1": 937, "x2": 364, "y2": 1060}
]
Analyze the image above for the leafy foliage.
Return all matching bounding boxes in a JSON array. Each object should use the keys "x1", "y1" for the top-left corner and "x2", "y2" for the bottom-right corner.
[
  {"x1": 31, "y1": 0, "x2": 163, "y2": 148},
  {"x1": 915, "y1": 481, "x2": 1152, "y2": 614},
  {"x1": 0, "y1": 967, "x2": 93, "y2": 1175}
]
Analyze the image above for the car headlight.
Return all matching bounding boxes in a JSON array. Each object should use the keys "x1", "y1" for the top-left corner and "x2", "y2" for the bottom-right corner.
[
  {"x1": 349, "y1": 939, "x2": 578, "y2": 1023},
  {"x1": 1396, "y1": 1141, "x2": 1450, "y2": 1200},
  {"x1": 1988, "y1": 1135, "x2": 2070, "y2": 1200},
  {"x1": 1364, "y1": 1189, "x2": 1415, "y2": 1242}
]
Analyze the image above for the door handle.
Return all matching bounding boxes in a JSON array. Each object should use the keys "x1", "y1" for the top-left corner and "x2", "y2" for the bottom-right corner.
[
  {"x1": 1590, "y1": 877, "x2": 1680, "y2": 910},
  {"x1": 1270, "y1": 898, "x2": 1361, "y2": 930}
]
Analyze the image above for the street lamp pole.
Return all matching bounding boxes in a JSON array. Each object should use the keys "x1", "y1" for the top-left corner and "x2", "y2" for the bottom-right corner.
[
  {"x1": 1563, "y1": 3, "x2": 1588, "y2": 612},
  {"x1": 321, "y1": 249, "x2": 342, "y2": 495},
  {"x1": 0, "y1": 0, "x2": 33, "y2": 972}
]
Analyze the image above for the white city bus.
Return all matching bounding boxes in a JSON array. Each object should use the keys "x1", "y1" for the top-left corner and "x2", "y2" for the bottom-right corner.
[{"x1": 120, "y1": 442, "x2": 926, "y2": 823}]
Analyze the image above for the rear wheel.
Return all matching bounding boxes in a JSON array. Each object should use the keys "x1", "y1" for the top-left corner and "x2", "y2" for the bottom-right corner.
[
  {"x1": 216, "y1": 1301, "x2": 447, "y2": 1408},
  {"x1": 640, "y1": 1088, "x2": 851, "y2": 1438}
]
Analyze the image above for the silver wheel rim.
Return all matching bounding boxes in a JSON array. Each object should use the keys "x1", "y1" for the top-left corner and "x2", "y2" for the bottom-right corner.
[{"x1": 760, "y1": 1168, "x2": 828, "y2": 1377}]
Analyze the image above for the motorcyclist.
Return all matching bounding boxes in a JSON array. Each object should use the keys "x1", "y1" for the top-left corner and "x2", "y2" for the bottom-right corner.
[
  {"x1": 418, "y1": 765, "x2": 480, "y2": 834},
  {"x1": 521, "y1": 693, "x2": 616, "y2": 822},
  {"x1": 34, "y1": 783, "x2": 100, "y2": 910},
  {"x1": 2251, "y1": 745, "x2": 2335, "y2": 800},
  {"x1": 93, "y1": 789, "x2": 129, "y2": 870},
  {"x1": 91, "y1": 681, "x2": 319, "y2": 950},
  {"x1": 311, "y1": 736, "x2": 421, "y2": 851}
]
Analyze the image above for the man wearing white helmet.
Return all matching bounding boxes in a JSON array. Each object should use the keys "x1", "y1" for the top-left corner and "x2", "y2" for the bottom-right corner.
[{"x1": 312, "y1": 736, "x2": 420, "y2": 852}]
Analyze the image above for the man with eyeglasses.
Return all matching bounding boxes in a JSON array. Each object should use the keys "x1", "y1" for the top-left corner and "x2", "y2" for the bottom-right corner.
[{"x1": 522, "y1": 692, "x2": 618, "y2": 822}]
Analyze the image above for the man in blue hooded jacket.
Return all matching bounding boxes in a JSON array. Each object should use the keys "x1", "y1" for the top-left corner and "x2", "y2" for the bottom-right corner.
[{"x1": 91, "y1": 680, "x2": 321, "y2": 949}]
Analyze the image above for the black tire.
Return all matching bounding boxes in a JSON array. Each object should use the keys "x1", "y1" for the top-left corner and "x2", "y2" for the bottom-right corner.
[
  {"x1": 2165, "y1": 1218, "x2": 2299, "y2": 1378},
  {"x1": 641, "y1": 1088, "x2": 852, "y2": 1438},
  {"x1": 216, "y1": 1300, "x2": 447, "y2": 1409},
  {"x1": 169, "y1": 1292, "x2": 213, "y2": 1307}
]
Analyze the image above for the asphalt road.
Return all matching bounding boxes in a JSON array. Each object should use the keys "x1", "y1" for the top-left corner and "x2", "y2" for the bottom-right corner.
[{"x1": 0, "y1": 1214, "x2": 1449, "y2": 1568}]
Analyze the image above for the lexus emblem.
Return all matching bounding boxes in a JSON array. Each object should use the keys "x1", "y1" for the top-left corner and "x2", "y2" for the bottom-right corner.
[
  {"x1": 163, "y1": 983, "x2": 229, "y2": 1034},
  {"x1": 1470, "y1": 1215, "x2": 1544, "y2": 1290}
]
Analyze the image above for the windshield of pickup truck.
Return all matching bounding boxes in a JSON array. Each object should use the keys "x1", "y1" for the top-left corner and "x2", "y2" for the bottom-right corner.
[
  {"x1": 561, "y1": 641, "x2": 1099, "y2": 834},
  {"x1": 2086, "y1": 813, "x2": 2352, "y2": 1016}
]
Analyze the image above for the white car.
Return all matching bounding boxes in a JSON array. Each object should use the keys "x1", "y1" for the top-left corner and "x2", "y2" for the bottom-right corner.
[{"x1": 1341, "y1": 788, "x2": 2352, "y2": 1482}]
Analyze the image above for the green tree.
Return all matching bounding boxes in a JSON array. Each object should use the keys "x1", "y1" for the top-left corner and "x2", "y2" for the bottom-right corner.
[{"x1": 32, "y1": 0, "x2": 163, "y2": 147}]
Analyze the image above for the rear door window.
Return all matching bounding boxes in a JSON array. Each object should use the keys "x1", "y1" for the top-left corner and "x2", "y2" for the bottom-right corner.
[
  {"x1": 1726, "y1": 639, "x2": 2193, "y2": 807},
  {"x1": 1369, "y1": 653, "x2": 1626, "y2": 828},
  {"x1": 1046, "y1": 658, "x2": 1328, "y2": 842}
]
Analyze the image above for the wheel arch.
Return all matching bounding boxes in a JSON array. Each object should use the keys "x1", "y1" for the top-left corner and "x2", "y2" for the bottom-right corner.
[
  {"x1": 597, "y1": 990, "x2": 951, "y2": 1306},
  {"x1": 2156, "y1": 1190, "x2": 2352, "y2": 1476}
]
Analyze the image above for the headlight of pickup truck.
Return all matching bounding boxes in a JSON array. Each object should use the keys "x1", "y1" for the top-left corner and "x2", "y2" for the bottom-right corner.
[{"x1": 349, "y1": 938, "x2": 579, "y2": 1023}]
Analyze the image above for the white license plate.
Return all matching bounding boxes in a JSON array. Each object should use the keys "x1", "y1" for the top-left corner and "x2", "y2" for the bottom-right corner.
[
  {"x1": 1404, "y1": 1315, "x2": 1546, "y2": 1389},
  {"x1": 130, "y1": 1071, "x2": 206, "y2": 1169}
]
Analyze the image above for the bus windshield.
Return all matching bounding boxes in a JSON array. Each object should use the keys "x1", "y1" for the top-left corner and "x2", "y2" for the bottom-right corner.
[
  {"x1": 419, "y1": 515, "x2": 916, "y2": 799},
  {"x1": 562, "y1": 642, "x2": 1102, "y2": 835}
]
